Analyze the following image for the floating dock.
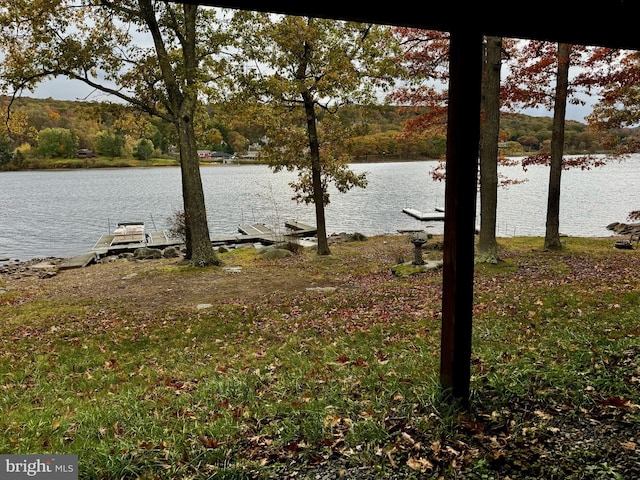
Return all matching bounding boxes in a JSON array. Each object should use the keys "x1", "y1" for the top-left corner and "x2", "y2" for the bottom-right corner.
[
  {"x1": 402, "y1": 208, "x2": 445, "y2": 221},
  {"x1": 211, "y1": 221, "x2": 317, "y2": 246}
]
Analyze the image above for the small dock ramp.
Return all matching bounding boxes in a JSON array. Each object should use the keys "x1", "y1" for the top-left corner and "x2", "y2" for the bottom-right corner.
[
  {"x1": 238, "y1": 223, "x2": 275, "y2": 236},
  {"x1": 59, "y1": 252, "x2": 98, "y2": 270},
  {"x1": 212, "y1": 221, "x2": 317, "y2": 246},
  {"x1": 93, "y1": 234, "x2": 115, "y2": 255},
  {"x1": 284, "y1": 221, "x2": 317, "y2": 236}
]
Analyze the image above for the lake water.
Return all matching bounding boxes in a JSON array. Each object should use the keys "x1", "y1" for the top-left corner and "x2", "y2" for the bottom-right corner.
[{"x1": 1, "y1": 156, "x2": 639, "y2": 261}]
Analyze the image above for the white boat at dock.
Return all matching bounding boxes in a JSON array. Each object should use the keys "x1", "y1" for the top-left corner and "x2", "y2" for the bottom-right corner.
[{"x1": 111, "y1": 222, "x2": 147, "y2": 244}]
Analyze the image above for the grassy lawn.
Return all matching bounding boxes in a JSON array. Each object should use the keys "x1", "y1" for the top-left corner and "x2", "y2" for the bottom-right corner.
[{"x1": 1, "y1": 235, "x2": 639, "y2": 479}]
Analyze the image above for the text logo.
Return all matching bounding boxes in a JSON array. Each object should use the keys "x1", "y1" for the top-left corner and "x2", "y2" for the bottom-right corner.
[{"x1": 0, "y1": 455, "x2": 77, "y2": 479}]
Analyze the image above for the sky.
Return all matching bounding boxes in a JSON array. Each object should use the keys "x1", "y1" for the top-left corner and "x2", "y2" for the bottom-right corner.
[
  {"x1": 30, "y1": 77, "x2": 595, "y2": 123},
  {"x1": 30, "y1": 77, "x2": 120, "y2": 104},
  {"x1": 519, "y1": 103, "x2": 593, "y2": 123}
]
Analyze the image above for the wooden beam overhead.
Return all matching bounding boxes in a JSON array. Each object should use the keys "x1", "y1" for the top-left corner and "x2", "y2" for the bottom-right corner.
[{"x1": 186, "y1": 1, "x2": 640, "y2": 51}]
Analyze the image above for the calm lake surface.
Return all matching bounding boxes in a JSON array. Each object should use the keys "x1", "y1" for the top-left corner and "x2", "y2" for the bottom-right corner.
[{"x1": 1, "y1": 156, "x2": 639, "y2": 261}]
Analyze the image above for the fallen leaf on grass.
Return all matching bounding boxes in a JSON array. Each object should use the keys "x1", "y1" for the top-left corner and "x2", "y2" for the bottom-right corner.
[
  {"x1": 534, "y1": 409, "x2": 553, "y2": 420},
  {"x1": 104, "y1": 358, "x2": 117, "y2": 369},
  {"x1": 602, "y1": 396, "x2": 632, "y2": 408},
  {"x1": 199, "y1": 435, "x2": 219, "y2": 449},
  {"x1": 401, "y1": 432, "x2": 416, "y2": 446},
  {"x1": 407, "y1": 456, "x2": 433, "y2": 473},
  {"x1": 386, "y1": 447, "x2": 397, "y2": 468}
]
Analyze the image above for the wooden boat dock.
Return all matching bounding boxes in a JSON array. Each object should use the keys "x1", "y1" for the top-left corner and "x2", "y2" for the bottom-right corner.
[
  {"x1": 90, "y1": 220, "x2": 316, "y2": 257},
  {"x1": 62, "y1": 229, "x2": 182, "y2": 269},
  {"x1": 212, "y1": 221, "x2": 317, "y2": 246},
  {"x1": 54, "y1": 220, "x2": 317, "y2": 270},
  {"x1": 92, "y1": 230, "x2": 183, "y2": 256},
  {"x1": 237, "y1": 223, "x2": 277, "y2": 237}
]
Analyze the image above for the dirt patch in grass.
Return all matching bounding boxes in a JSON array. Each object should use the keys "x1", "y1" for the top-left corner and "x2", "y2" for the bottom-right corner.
[{"x1": 0, "y1": 234, "x2": 415, "y2": 311}]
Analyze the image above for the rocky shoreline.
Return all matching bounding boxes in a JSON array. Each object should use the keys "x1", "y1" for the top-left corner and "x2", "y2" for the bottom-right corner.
[
  {"x1": 0, "y1": 232, "x2": 377, "y2": 282},
  {"x1": 0, "y1": 244, "x2": 185, "y2": 281},
  {"x1": 0, "y1": 256, "x2": 65, "y2": 280},
  {"x1": 606, "y1": 221, "x2": 640, "y2": 236}
]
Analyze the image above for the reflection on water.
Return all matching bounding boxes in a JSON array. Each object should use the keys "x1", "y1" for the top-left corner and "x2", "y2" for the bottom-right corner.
[{"x1": 1, "y1": 156, "x2": 638, "y2": 260}]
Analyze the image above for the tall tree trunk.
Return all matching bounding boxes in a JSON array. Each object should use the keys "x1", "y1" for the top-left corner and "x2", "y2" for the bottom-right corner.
[
  {"x1": 303, "y1": 92, "x2": 331, "y2": 255},
  {"x1": 140, "y1": 0, "x2": 218, "y2": 266},
  {"x1": 177, "y1": 114, "x2": 220, "y2": 265},
  {"x1": 544, "y1": 43, "x2": 571, "y2": 250},
  {"x1": 477, "y1": 36, "x2": 502, "y2": 264}
]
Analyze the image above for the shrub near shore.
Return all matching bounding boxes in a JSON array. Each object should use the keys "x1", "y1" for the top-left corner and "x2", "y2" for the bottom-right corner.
[{"x1": 0, "y1": 234, "x2": 638, "y2": 479}]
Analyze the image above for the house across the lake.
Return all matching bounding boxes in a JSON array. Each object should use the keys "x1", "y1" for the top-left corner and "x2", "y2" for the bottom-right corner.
[{"x1": 198, "y1": 150, "x2": 235, "y2": 163}]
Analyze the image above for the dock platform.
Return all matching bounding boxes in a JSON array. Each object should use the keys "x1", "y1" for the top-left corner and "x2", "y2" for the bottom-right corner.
[
  {"x1": 59, "y1": 252, "x2": 98, "y2": 270},
  {"x1": 92, "y1": 231, "x2": 182, "y2": 256},
  {"x1": 212, "y1": 221, "x2": 317, "y2": 246},
  {"x1": 92, "y1": 221, "x2": 317, "y2": 255},
  {"x1": 402, "y1": 208, "x2": 445, "y2": 221},
  {"x1": 284, "y1": 221, "x2": 317, "y2": 236},
  {"x1": 237, "y1": 223, "x2": 276, "y2": 236}
]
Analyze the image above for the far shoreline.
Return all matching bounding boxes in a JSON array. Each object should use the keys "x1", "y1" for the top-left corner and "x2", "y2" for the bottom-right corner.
[{"x1": 0, "y1": 156, "x2": 444, "y2": 173}]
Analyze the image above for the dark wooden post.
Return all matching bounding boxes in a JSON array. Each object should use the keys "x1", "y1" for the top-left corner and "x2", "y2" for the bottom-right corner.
[{"x1": 439, "y1": 30, "x2": 483, "y2": 406}]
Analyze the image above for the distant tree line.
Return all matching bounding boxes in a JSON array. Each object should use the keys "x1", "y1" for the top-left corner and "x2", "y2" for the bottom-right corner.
[{"x1": 0, "y1": 97, "x2": 634, "y2": 170}]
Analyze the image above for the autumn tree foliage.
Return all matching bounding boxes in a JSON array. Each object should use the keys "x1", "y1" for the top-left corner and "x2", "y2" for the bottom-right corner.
[
  {"x1": 0, "y1": 1, "x2": 235, "y2": 266},
  {"x1": 503, "y1": 41, "x2": 623, "y2": 249},
  {"x1": 387, "y1": 28, "x2": 450, "y2": 137},
  {"x1": 389, "y1": 29, "x2": 518, "y2": 262},
  {"x1": 388, "y1": 28, "x2": 453, "y2": 192},
  {"x1": 579, "y1": 49, "x2": 640, "y2": 134},
  {"x1": 503, "y1": 41, "x2": 625, "y2": 164},
  {"x1": 0, "y1": 98, "x2": 35, "y2": 162},
  {"x1": 36, "y1": 127, "x2": 78, "y2": 158},
  {"x1": 580, "y1": 49, "x2": 640, "y2": 222},
  {"x1": 233, "y1": 13, "x2": 399, "y2": 255}
]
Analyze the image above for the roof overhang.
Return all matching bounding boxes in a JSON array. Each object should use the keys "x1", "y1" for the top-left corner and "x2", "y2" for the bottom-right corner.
[{"x1": 186, "y1": 1, "x2": 640, "y2": 51}]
